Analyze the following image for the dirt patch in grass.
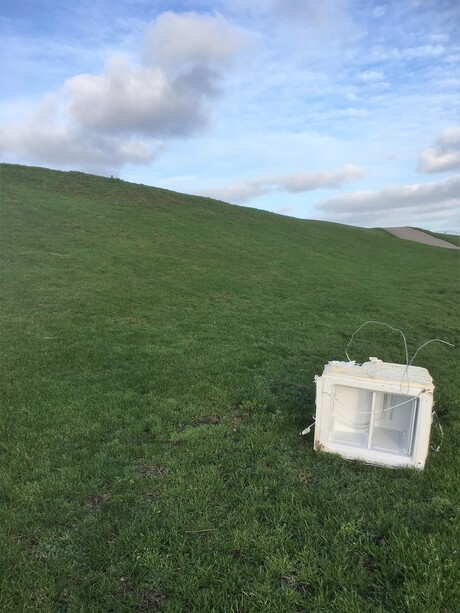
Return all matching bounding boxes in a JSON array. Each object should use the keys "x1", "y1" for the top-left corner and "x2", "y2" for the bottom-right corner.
[
  {"x1": 137, "y1": 465, "x2": 170, "y2": 477},
  {"x1": 119, "y1": 578, "x2": 165, "y2": 611},
  {"x1": 281, "y1": 574, "x2": 312, "y2": 597},
  {"x1": 83, "y1": 492, "x2": 110, "y2": 509},
  {"x1": 170, "y1": 438, "x2": 187, "y2": 445},
  {"x1": 144, "y1": 491, "x2": 161, "y2": 503},
  {"x1": 363, "y1": 554, "x2": 377, "y2": 573},
  {"x1": 228, "y1": 417, "x2": 240, "y2": 430},
  {"x1": 298, "y1": 470, "x2": 318, "y2": 486},
  {"x1": 191, "y1": 415, "x2": 221, "y2": 427},
  {"x1": 177, "y1": 416, "x2": 221, "y2": 431},
  {"x1": 141, "y1": 588, "x2": 165, "y2": 611}
]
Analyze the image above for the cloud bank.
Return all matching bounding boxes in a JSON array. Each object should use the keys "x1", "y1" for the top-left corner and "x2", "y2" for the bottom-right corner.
[
  {"x1": 315, "y1": 174, "x2": 460, "y2": 227},
  {"x1": 0, "y1": 12, "x2": 247, "y2": 173},
  {"x1": 203, "y1": 164, "x2": 366, "y2": 202},
  {"x1": 419, "y1": 126, "x2": 460, "y2": 173}
]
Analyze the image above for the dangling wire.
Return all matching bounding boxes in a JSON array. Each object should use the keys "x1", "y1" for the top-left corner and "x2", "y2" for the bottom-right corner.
[
  {"x1": 430, "y1": 411, "x2": 444, "y2": 452},
  {"x1": 346, "y1": 321, "x2": 408, "y2": 365},
  {"x1": 345, "y1": 320, "x2": 454, "y2": 394},
  {"x1": 409, "y1": 338, "x2": 454, "y2": 368}
]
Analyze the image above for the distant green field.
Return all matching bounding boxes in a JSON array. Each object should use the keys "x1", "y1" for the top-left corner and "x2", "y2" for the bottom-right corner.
[{"x1": 1, "y1": 163, "x2": 459, "y2": 612}]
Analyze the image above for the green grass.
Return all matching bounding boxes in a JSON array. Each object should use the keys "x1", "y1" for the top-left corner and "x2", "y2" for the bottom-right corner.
[
  {"x1": 412, "y1": 227, "x2": 460, "y2": 247},
  {"x1": 1, "y1": 163, "x2": 459, "y2": 612}
]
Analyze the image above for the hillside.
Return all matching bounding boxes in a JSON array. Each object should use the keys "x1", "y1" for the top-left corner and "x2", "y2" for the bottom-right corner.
[{"x1": 1, "y1": 163, "x2": 459, "y2": 611}]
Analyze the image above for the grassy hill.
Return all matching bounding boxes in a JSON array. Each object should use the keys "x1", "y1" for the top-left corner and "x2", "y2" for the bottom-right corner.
[{"x1": 1, "y1": 163, "x2": 459, "y2": 612}]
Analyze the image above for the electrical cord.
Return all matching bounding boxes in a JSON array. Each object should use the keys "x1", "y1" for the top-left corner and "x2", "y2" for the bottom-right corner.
[
  {"x1": 430, "y1": 411, "x2": 444, "y2": 452},
  {"x1": 345, "y1": 320, "x2": 454, "y2": 394}
]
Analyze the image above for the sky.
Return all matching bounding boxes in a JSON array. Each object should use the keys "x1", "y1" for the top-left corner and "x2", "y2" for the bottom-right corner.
[{"x1": 1, "y1": 0, "x2": 459, "y2": 232}]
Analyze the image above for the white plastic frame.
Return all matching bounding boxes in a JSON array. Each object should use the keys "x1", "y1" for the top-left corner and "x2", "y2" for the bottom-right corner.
[{"x1": 313, "y1": 360, "x2": 434, "y2": 469}]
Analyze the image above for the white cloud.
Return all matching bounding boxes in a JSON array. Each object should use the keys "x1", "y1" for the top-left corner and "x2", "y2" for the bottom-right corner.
[
  {"x1": 357, "y1": 70, "x2": 384, "y2": 82},
  {"x1": 371, "y1": 45, "x2": 446, "y2": 62},
  {"x1": 372, "y1": 5, "x2": 387, "y2": 18},
  {"x1": 401, "y1": 45, "x2": 445, "y2": 59},
  {"x1": 223, "y1": 0, "x2": 361, "y2": 53},
  {"x1": 315, "y1": 175, "x2": 460, "y2": 228},
  {"x1": 276, "y1": 205, "x2": 296, "y2": 216},
  {"x1": 0, "y1": 94, "x2": 154, "y2": 173},
  {"x1": 202, "y1": 164, "x2": 366, "y2": 202},
  {"x1": 268, "y1": 0, "x2": 356, "y2": 34},
  {"x1": 419, "y1": 126, "x2": 460, "y2": 173},
  {"x1": 278, "y1": 165, "x2": 366, "y2": 192},
  {"x1": 0, "y1": 12, "x2": 245, "y2": 171},
  {"x1": 65, "y1": 57, "x2": 209, "y2": 137},
  {"x1": 142, "y1": 11, "x2": 247, "y2": 68},
  {"x1": 203, "y1": 179, "x2": 267, "y2": 203}
]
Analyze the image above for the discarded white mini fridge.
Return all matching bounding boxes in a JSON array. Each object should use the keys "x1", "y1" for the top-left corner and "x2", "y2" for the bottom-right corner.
[{"x1": 313, "y1": 359, "x2": 434, "y2": 469}]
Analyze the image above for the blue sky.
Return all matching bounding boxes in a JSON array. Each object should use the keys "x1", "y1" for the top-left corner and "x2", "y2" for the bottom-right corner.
[{"x1": 1, "y1": 0, "x2": 459, "y2": 231}]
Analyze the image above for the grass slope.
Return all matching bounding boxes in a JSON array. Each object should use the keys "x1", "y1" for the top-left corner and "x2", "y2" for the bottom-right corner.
[{"x1": 1, "y1": 163, "x2": 459, "y2": 612}]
